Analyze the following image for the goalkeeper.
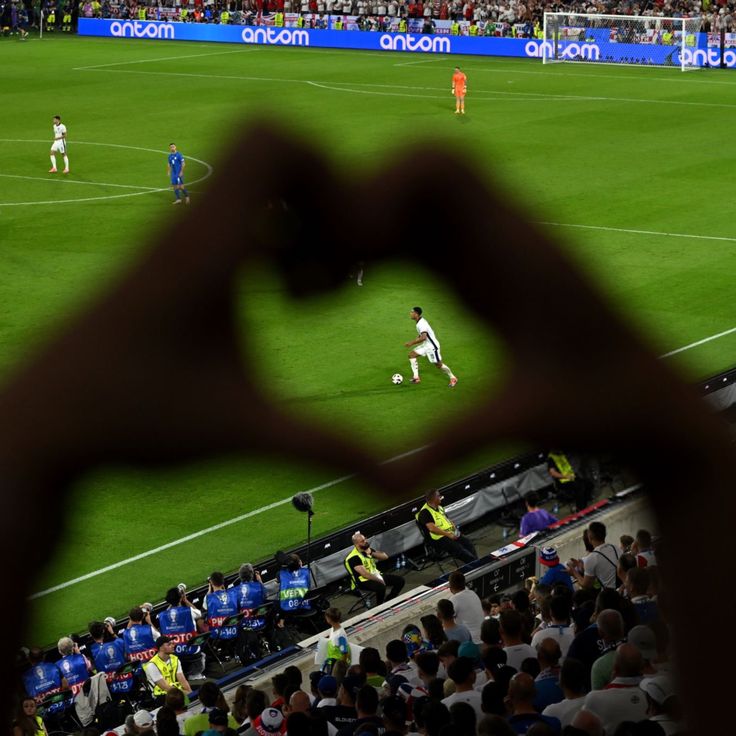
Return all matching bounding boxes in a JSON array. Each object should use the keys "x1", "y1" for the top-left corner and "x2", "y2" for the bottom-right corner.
[{"x1": 452, "y1": 66, "x2": 467, "y2": 115}]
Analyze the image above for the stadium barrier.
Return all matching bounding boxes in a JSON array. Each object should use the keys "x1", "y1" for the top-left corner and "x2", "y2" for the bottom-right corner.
[{"x1": 78, "y1": 19, "x2": 730, "y2": 67}]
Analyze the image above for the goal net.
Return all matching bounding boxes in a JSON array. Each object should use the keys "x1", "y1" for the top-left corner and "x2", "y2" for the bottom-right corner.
[{"x1": 542, "y1": 13, "x2": 703, "y2": 71}]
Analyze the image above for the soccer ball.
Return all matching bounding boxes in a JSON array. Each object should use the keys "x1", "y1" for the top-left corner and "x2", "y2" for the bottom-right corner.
[{"x1": 392, "y1": 373, "x2": 404, "y2": 385}]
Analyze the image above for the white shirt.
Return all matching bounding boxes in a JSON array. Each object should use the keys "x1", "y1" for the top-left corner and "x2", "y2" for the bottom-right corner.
[
  {"x1": 542, "y1": 696, "x2": 586, "y2": 729},
  {"x1": 531, "y1": 624, "x2": 575, "y2": 658},
  {"x1": 442, "y1": 689, "x2": 484, "y2": 721},
  {"x1": 416, "y1": 317, "x2": 440, "y2": 350},
  {"x1": 582, "y1": 678, "x2": 648, "y2": 735},
  {"x1": 583, "y1": 543, "x2": 619, "y2": 589},
  {"x1": 53, "y1": 123, "x2": 67, "y2": 140},
  {"x1": 503, "y1": 643, "x2": 537, "y2": 671},
  {"x1": 450, "y1": 589, "x2": 485, "y2": 642}
]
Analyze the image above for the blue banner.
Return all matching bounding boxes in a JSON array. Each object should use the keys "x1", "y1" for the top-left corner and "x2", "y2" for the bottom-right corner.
[{"x1": 78, "y1": 19, "x2": 719, "y2": 67}]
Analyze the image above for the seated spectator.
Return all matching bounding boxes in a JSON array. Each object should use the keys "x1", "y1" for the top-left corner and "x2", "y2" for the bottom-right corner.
[
  {"x1": 531, "y1": 596, "x2": 574, "y2": 658},
  {"x1": 632, "y1": 530, "x2": 657, "y2": 568},
  {"x1": 420, "y1": 614, "x2": 448, "y2": 650},
  {"x1": 442, "y1": 656, "x2": 483, "y2": 721},
  {"x1": 436, "y1": 599, "x2": 472, "y2": 644},
  {"x1": 519, "y1": 493, "x2": 558, "y2": 537},
  {"x1": 184, "y1": 681, "x2": 240, "y2": 736},
  {"x1": 416, "y1": 489, "x2": 477, "y2": 564},
  {"x1": 541, "y1": 658, "x2": 587, "y2": 729},
  {"x1": 448, "y1": 571, "x2": 485, "y2": 641},
  {"x1": 505, "y1": 673, "x2": 561, "y2": 734},
  {"x1": 499, "y1": 610, "x2": 535, "y2": 671},
  {"x1": 56, "y1": 636, "x2": 92, "y2": 695},
  {"x1": 538, "y1": 548, "x2": 573, "y2": 592},
  {"x1": 581, "y1": 644, "x2": 647, "y2": 735},
  {"x1": 589, "y1": 610, "x2": 626, "y2": 690},
  {"x1": 625, "y1": 569, "x2": 659, "y2": 625},
  {"x1": 385, "y1": 640, "x2": 421, "y2": 686},
  {"x1": 144, "y1": 636, "x2": 192, "y2": 705},
  {"x1": 533, "y1": 639, "x2": 563, "y2": 711}
]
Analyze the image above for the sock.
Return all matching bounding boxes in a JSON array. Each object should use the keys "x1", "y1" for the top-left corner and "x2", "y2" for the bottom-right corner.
[
  {"x1": 181, "y1": 188, "x2": 189, "y2": 197},
  {"x1": 63, "y1": 155, "x2": 69, "y2": 169},
  {"x1": 50, "y1": 155, "x2": 56, "y2": 169},
  {"x1": 441, "y1": 364, "x2": 455, "y2": 379},
  {"x1": 174, "y1": 189, "x2": 181, "y2": 200},
  {"x1": 410, "y1": 358, "x2": 419, "y2": 378}
]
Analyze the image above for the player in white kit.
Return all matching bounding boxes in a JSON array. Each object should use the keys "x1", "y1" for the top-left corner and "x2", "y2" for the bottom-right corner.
[
  {"x1": 49, "y1": 115, "x2": 69, "y2": 174},
  {"x1": 405, "y1": 306, "x2": 458, "y2": 387}
]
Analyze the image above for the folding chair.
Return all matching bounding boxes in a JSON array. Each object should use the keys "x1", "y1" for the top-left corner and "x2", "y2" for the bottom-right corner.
[
  {"x1": 415, "y1": 518, "x2": 459, "y2": 574},
  {"x1": 344, "y1": 566, "x2": 376, "y2": 615}
]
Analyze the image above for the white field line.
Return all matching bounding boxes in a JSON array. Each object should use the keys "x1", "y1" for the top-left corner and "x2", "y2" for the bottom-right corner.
[
  {"x1": 540, "y1": 220, "x2": 736, "y2": 244},
  {"x1": 73, "y1": 47, "x2": 260, "y2": 70},
  {"x1": 660, "y1": 327, "x2": 736, "y2": 357},
  {"x1": 74, "y1": 67, "x2": 736, "y2": 109},
  {"x1": 29, "y1": 445, "x2": 429, "y2": 599},
  {"x1": 0, "y1": 173, "x2": 163, "y2": 191}
]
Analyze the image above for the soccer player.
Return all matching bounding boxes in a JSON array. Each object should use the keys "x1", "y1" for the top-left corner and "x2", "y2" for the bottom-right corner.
[
  {"x1": 167, "y1": 143, "x2": 190, "y2": 205},
  {"x1": 49, "y1": 115, "x2": 69, "y2": 174},
  {"x1": 405, "y1": 306, "x2": 458, "y2": 387},
  {"x1": 451, "y1": 66, "x2": 467, "y2": 115}
]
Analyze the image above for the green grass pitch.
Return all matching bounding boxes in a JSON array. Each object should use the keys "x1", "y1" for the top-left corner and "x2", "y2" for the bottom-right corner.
[{"x1": 2, "y1": 33, "x2": 736, "y2": 646}]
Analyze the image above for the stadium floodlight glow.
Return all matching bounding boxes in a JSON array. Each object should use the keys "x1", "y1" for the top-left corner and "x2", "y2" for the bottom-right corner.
[{"x1": 542, "y1": 12, "x2": 703, "y2": 72}]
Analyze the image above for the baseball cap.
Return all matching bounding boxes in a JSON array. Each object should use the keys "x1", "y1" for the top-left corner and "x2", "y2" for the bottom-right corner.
[
  {"x1": 318, "y1": 675, "x2": 337, "y2": 695},
  {"x1": 256, "y1": 707, "x2": 284, "y2": 734},
  {"x1": 458, "y1": 641, "x2": 481, "y2": 664},
  {"x1": 133, "y1": 710, "x2": 153, "y2": 728},
  {"x1": 208, "y1": 709, "x2": 228, "y2": 727},
  {"x1": 639, "y1": 675, "x2": 675, "y2": 705},
  {"x1": 628, "y1": 625, "x2": 657, "y2": 661},
  {"x1": 539, "y1": 546, "x2": 560, "y2": 567},
  {"x1": 155, "y1": 635, "x2": 173, "y2": 649}
]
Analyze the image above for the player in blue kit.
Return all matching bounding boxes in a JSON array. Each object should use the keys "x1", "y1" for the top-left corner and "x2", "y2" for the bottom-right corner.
[{"x1": 167, "y1": 143, "x2": 190, "y2": 205}]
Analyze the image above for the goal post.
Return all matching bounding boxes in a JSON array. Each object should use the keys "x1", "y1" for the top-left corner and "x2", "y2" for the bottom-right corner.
[{"x1": 542, "y1": 12, "x2": 703, "y2": 71}]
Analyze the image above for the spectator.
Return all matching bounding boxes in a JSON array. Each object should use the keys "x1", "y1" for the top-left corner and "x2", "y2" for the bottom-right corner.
[
  {"x1": 323, "y1": 607, "x2": 350, "y2": 672},
  {"x1": 415, "y1": 700, "x2": 451, "y2": 736},
  {"x1": 144, "y1": 636, "x2": 192, "y2": 704},
  {"x1": 337, "y1": 685, "x2": 382, "y2": 736},
  {"x1": 581, "y1": 644, "x2": 647, "y2": 735},
  {"x1": 480, "y1": 617, "x2": 503, "y2": 652},
  {"x1": 639, "y1": 675, "x2": 683, "y2": 735},
  {"x1": 316, "y1": 676, "x2": 339, "y2": 709},
  {"x1": 13, "y1": 697, "x2": 48, "y2": 736},
  {"x1": 420, "y1": 614, "x2": 448, "y2": 650},
  {"x1": 537, "y1": 548, "x2": 573, "y2": 592},
  {"x1": 442, "y1": 657, "x2": 483, "y2": 720},
  {"x1": 478, "y1": 715, "x2": 516, "y2": 736},
  {"x1": 416, "y1": 489, "x2": 477, "y2": 564},
  {"x1": 566, "y1": 522, "x2": 619, "y2": 590},
  {"x1": 480, "y1": 680, "x2": 506, "y2": 717},
  {"x1": 626, "y1": 626, "x2": 659, "y2": 678},
  {"x1": 232, "y1": 684, "x2": 254, "y2": 727},
  {"x1": 156, "y1": 705, "x2": 181, "y2": 736},
  {"x1": 436, "y1": 599, "x2": 472, "y2": 644},
  {"x1": 632, "y1": 530, "x2": 657, "y2": 568},
  {"x1": 567, "y1": 709, "x2": 603, "y2": 736},
  {"x1": 533, "y1": 639, "x2": 563, "y2": 711},
  {"x1": 541, "y1": 658, "x2": 587, "y2": 729},
  {"x1": 385, "y1": 640, "x2": 421, "y2": 686},
  {"x1": 499, "y1": 610, "x2": 535, "y2": 671},
  {"x1": 382, "y1": 695, "x2": 407, "y2": 735},
  {"x1": 164, "y1": 688, "x2": 192, "y2": 733},
  {"x1": 415, "y1": 651, "x2": 440, "y2": 688},
  {"x1": 184, "y1": 681, "x2": 240, "y2": 736},
  {"x1": 519, "y1": 493, "x2": 557, "y2": 537},
  {"x1": 531, "y1": 596, "x2": 574, "y2": 658},
  {"x1": 505, "y1": 673, "x2": 561, "y2": 734},
  {"x1": 477, "y1": 647, "x2": 507, "y2": 692},
  {"x1": 448, "y1": 571, "x2": 485, "y2": 641},
  {"x1": 446, "y1": 701, "x2": 476, "y2": 736},
  {"x1": 271, "y1": 673, "x2": 289, "y2": 710},
  {"x1": 510, "y1": 590, "x2": 535, "y2": 640},
  {"x1": 239, "y1": 691, "x2": 268, "y2": 736},
  {"x1": 589, "y1": 610, "x2": 626, "y2": 690},
  {"x1": 344, "y1": 532, "x2": 404, "y2": 605},
  {"x1": 625, "y1": 569, "x2": 659, "y2": 625},
  {"x1": 249, "y1": 707, "x2": 284, "y2": 736},
  {"x1": 357, "y1": 648, "x2": 386, "y2": 688},
  {"x1": 124, "y1": 605, "x2": 159, "y2": 663},
  {"x1": 616, "y1": 553, "x2": 638, "y2": 597}
]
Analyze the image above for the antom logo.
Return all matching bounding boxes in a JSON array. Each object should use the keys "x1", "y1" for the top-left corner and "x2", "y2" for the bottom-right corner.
[
  {"x1": 241, "y1": 27, "x2": 309, "y2": 46},
  {"x1": 109, "y1": 21, "x2": 175, "y2": 39},
  {"x1": 526, "y1": 40, "x2": 600, "y2": 61},
  {"x1": 379, "y1": 33, "x2": 451, "y2": 53},
  {"x1": 681, "y1": 47, "x2": 733, "y2": 67}
]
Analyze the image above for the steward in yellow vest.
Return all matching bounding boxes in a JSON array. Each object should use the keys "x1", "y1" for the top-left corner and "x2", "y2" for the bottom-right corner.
[
  {"x1": 344, "y1": 532, "x2": 404, "y2": 605},
  {"x1": 398, "y1": 18, "x2": 407, "y2": 32},
  {"x1": 143, "y1": 637, "x2": 192, "y2": 703},
  {"x1": 274, "y1": 11, "x2": 284, "y2": 27},
  {"x1": 450, "y1": 21, "x2": 460, "y2": 35},
  {"x1": 548, "y1": 451, "x2": 589, "y2": 511},
  {"x1": 416, "y1": 489, "x2": 478, "y2": 563}
]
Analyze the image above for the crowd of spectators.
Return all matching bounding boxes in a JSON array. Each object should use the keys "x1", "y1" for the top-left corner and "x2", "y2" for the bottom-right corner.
[
  {"x1": 14, "y1": 519, "x2": 683, "y2": 736},
  {"x1": 7, "y1": 0, "x2": 734, "y2": 37}
]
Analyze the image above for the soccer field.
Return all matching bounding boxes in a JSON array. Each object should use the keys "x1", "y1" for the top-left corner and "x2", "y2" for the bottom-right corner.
[{"x1": 3, "y1": 34, "x2": 736, "y2": 647}]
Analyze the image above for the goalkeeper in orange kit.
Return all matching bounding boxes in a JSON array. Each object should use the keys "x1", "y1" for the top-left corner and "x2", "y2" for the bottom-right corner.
[{"x1": 452, "y1": 66, "x2": 467, "y2": 114}]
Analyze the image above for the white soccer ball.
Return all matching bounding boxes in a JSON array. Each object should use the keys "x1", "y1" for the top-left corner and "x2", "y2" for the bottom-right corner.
[{"x1": 392, "y1": 373, "x2": 404, "y2": 385}]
